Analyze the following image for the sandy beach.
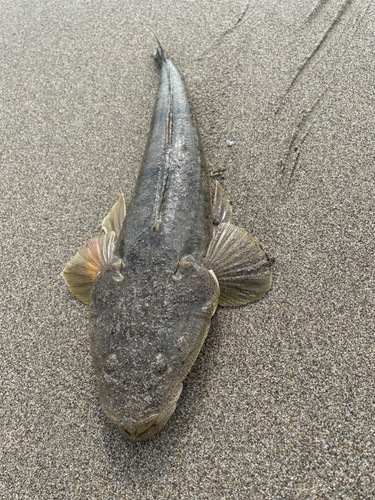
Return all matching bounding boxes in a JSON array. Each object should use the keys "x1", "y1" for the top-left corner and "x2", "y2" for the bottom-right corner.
[{"x1": 1, "y1": 0, "x2": 374, "y2": 498}]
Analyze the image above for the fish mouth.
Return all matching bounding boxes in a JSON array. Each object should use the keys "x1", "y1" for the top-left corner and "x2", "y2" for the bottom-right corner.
[
  {"x1": 119, "y1": 414, "x2": 159, "y2": 441},
  {"x1": 102, "y1": 408, "x2": 160, "y2": 442},
  {"x1": 103, "y1": 384, "x2": 183, "y2": 443}
]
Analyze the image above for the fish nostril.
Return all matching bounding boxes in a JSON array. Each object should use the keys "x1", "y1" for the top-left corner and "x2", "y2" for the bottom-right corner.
[{"x1": 153, "y1": 353, "x2": 168, "y2": 375}]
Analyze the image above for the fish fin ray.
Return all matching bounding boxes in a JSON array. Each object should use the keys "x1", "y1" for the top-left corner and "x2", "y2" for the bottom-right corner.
[
  {"x1": 212, "y1": 181, "x2": 232, "y2": 225},
  {"x1": 62, "y1": 232, "x2": 117, "y2": 305},
  {"x1": 102, "y1": 193, "x2": 126, "y2": 238},
  {"x1": 204, "y1": 223, "x2": 271, "y2": 307}
]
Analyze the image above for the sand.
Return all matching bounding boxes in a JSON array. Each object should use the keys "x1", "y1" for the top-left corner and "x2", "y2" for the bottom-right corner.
[{"x1": 1, "y1": 0, "x2": 374, "y2": 498}]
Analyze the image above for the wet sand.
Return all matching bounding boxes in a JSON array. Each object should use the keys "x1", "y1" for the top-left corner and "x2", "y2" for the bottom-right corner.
[{"x1": 1, "y1": 0, "x2": 374, "y2": 498}]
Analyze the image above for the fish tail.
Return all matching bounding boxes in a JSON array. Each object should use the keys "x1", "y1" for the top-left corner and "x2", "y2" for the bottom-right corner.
[{"x1": 152, "y1": 32, "x2": 167, "y2": 67}]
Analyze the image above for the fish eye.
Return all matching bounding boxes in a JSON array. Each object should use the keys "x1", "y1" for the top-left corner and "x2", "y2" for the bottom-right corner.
[{"x1": 103, "y1": 353, "x2": 119, "y2": 373}]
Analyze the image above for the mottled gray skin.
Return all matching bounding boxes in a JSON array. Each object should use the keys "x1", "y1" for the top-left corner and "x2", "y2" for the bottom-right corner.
[{"x1": 90, "y1": 48, "x2": 219, "y2": 442}]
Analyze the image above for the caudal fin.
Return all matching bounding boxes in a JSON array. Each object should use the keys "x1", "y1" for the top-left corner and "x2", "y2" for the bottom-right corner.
[{"x1": 152, "y1": 33, "x2": 167, "y2": 67}]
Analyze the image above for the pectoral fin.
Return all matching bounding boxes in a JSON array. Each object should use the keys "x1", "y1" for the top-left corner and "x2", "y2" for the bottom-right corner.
[
  {"x1": 212, "y1": 182, "x2": 232, "y2": 225},
  {"x1": 62, "y1": 232, "x2": 117, "y2": 305},
  {"x1": 62, "y1": 194, "x2": 126, "y2": 304},
  {"x1": 204, "y1": 223, "x2": 271, "y2": 307},
  {"x1": 102, "y1": 193, "x2": 126, "y2": 237}
]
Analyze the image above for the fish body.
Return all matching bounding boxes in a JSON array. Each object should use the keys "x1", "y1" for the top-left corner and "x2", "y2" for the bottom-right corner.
[{"x1": 63, "y1": 46, "x2": 271, "y2": 442}]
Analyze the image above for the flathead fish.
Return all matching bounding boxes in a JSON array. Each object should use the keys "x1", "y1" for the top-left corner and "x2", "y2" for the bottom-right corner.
[{"x1": 62, "y1": 46, "x2": 271, "y2": 442}]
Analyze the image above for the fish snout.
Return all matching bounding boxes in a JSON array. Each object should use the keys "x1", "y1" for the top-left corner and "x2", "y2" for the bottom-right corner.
[
  {"x1": 119, "y1": 414, "x2": 159, "y2": 442},
  {"x1": 103, "y1": 384, "x2": 183, "y2": 442}
]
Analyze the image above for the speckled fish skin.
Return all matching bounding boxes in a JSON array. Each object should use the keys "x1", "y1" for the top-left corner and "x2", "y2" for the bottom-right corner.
[
  {"x1": 60, "y1": 46, "x2": 272, "y2": 442},
  {"x1": 89, "y1": 47, "x2": 219, "y2": 442}
]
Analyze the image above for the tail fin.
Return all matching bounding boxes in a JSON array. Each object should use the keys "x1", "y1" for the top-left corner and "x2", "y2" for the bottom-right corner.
[{"x1": 152, "y1": 32, "x2": 166, "y2": 68}]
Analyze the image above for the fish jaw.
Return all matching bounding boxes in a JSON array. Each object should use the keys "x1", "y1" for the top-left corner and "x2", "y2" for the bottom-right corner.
[{"x1": 89, "y1": 258, "x2": 219, "y2": 442}]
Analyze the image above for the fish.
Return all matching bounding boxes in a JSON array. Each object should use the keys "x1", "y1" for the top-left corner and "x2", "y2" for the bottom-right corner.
[{"x1": 62, "y1": 45, "x2": 272, "y2": 442}]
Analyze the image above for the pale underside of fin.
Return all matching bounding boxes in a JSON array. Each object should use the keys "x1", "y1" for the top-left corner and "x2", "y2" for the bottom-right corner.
[
  {"x1": 62, "y1": 194, "x2": 126, "y2": 305},
  {"x1": 204, "y1": 223, "x2": 272, "y2": 307},
  {"x1": 102, "y1": 193, "x2": 126, "y2": 238},
  {"x1": 212, "y1": 181, "x2": 232, "y2": 225}
]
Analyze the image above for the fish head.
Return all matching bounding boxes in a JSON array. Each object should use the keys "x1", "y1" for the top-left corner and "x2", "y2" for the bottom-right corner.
[{"x1": 89, "y1": 258, "x2": 219, "y2": 442}]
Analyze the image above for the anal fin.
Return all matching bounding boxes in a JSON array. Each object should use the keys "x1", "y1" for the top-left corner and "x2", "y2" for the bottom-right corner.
[
  {"x1": 204, "y1": 223, "x2": 271, "y2": 307},
  {"x1": 212, "y1": 182, "x2": 232, "y2": 225},
  {"x1": 102, "y1": 193, "x2": 126, "y2": 237}
]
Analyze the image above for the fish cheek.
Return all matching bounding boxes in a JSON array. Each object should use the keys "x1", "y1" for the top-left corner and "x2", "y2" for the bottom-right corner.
[
  {"x1": 89, "y1": 268, "x2": 129, "y2": 402},
  {"x1": 166, "y1": 260, "x2": 220, "y2": 381}
]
